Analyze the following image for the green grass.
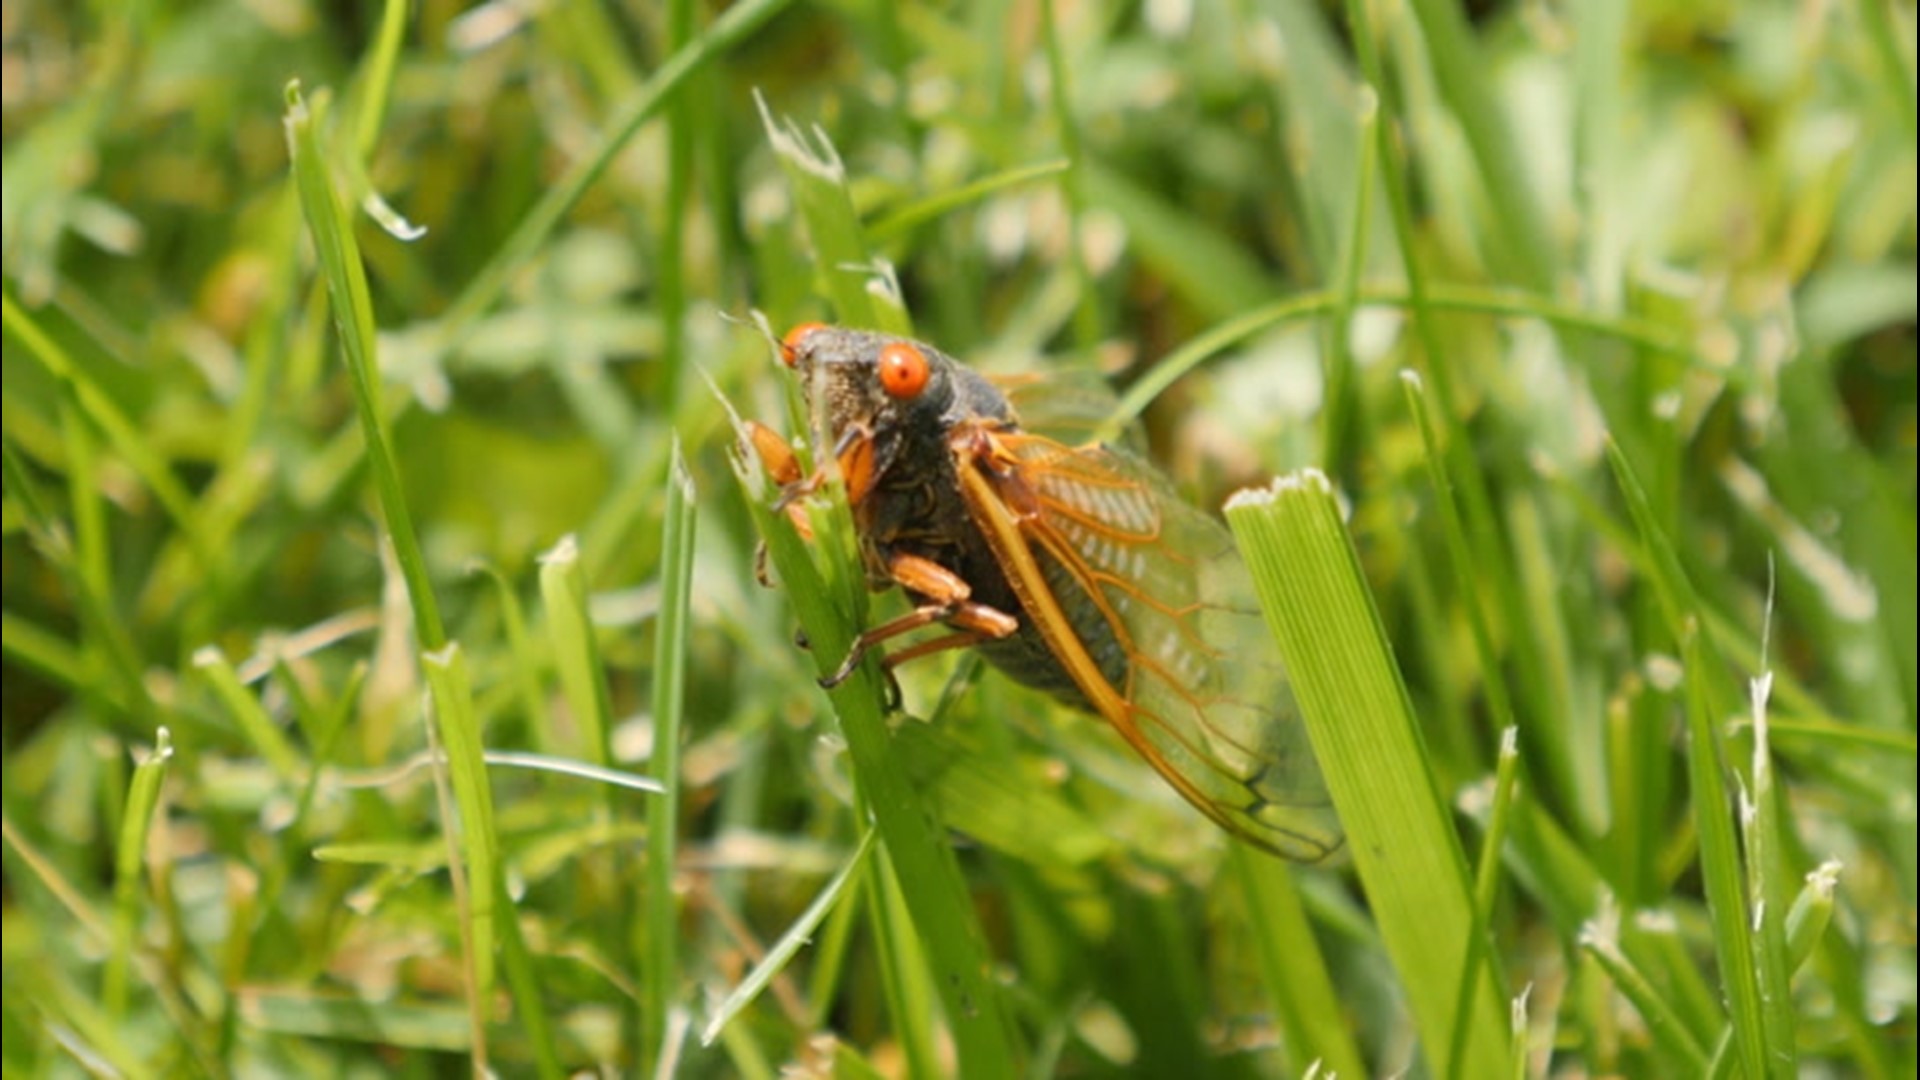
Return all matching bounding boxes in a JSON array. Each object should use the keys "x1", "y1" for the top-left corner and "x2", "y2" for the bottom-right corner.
[{"x1": 3, "y1": 2, "x2": 1914, "y2": 1077}]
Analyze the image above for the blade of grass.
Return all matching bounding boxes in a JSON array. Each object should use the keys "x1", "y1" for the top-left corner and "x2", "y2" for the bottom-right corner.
[
  {"x1": 191, "y1": 647, "x2": 302, "y2": 782},
  {"x1": 287, "y1": 82, "x2": 507, "y2": 1056},
  {"x1": 1320, "y1": 87, "x2": 1380, "y2": 469},
  {"x1": 744, "y1": 98, "x2": 1016, "y2": 1069},
  {"x1": 105, "y1": 728, "x2": 173, "y2": 1021},
  {"x1": 655, "y1": 0, "x2": 699, "y2": 409},
  {"x1": 1397, "y1": 0, "x2": 1557, "y2": 291},
  {"x1": 1098, "y1": 281, "x2": 1693, "y2": 442},
  {"x1": 702, "y1": 828, "x2": 875, "y2": 1046},
  {"x1": 643, "y1": 441, "x2": 696, "y2": 1070},
  {"x1": 349, "y1": 0, "x2": 406, "y2": 159},
  {"x1": 1347, "y1": 0, "x2": 1578, "y2": 825},
  {"x1": 1229, "y1": 845, "x2": 1368, "y2": 1078},
  {"x1": 721, "y1": 389, "x2": 1021, "y2": 1078},
  {"x1": 474, "y1": 562, "x2": 552, "y2": 753},
  {"x1": 1446, "y1": 726, "x2": 1521, "y2": 1080},
  {"x1": 284, "y1": 84, "x2": 444, "y2": 651},
  {"x1": 3, "y1": 294, "x2": 216, "y2": 571},
  {"x1": 869, "y1": 843, "x2": 942, "y2": 1080},
  {"x1": 1579, "y1": 900, "x2": 1713, "y2": 1073},
  {"x1": 495, "y1": 875, "x2": 565, "y2": 1080},
  {"x1": 539, "y1": 535, "x2": 614, "y2": 771},
  {"x1": 1401, "y1": 369, "x2": 1528, "y2": 774},
  {"x1": 3, "y1": 419, "x2": 150, "y2": 720},
  {"x1": 867, "y1": 159, "x2": 1070, "y2": 242},
  {"x1": 417, "y1": 643, "x2": 498, "y2": 1070},
  {"x1": 1743, "y1": 659, "x2": 1799, "y2": 1074},
  {"x1": 1606, "y1": 438, "x2": 1784, "y2": 1079},
  {"x1": 1225, "y1": 470, "x2": 1508, "y2": 1078},
  {"x1": 435, "y1": 0, "x2": 794, "y2": 357},
  {"x1": 754, "y1": 93, "x2": 894, "y2": 334}
]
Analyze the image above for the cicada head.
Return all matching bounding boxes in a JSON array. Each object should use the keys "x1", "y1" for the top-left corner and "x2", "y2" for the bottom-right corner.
[{"x1": 780, "y1": 324, "x2": 1016, "y2": 469}]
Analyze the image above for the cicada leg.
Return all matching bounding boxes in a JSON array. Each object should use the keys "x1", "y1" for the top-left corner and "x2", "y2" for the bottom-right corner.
[
  {"x1": 746, "y1": 420, "x2": 816, "y2": 587},
  {"x1": 748, "y1": 419, "x2": 892, "y2": 587},
  {"x1": 820, "y1": 552, "x2": 1019, "y2": 689}
]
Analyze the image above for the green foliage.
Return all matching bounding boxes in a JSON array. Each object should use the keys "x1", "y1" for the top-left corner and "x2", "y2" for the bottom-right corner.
[{"x1": 3, "y1": 1, "x2": 1913, "y2": 1076}]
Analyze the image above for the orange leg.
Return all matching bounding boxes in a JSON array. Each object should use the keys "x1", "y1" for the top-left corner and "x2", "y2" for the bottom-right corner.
[
  {"x1": 746, "y1": 420, "x2": 818, "y2": 546},
  {"x1": 879, "y1": 631, "x2": 988, "y2": 670},
  {"x1": 821, "y1": 553, "x2": 1019, "y2": 688},
  {"x1": 747, "y1": 420, "x2": 803, "y2": 486}
]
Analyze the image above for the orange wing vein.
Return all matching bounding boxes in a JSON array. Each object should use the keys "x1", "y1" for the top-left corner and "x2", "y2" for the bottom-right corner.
[{"x1": 952, "y1": 427, "x2": 1342, "y2": 861}]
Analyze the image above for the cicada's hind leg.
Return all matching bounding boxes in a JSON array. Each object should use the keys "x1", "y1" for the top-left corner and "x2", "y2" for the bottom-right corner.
[{"x1": 821, "y1": 552, "x2": 1019, "y2": 690}]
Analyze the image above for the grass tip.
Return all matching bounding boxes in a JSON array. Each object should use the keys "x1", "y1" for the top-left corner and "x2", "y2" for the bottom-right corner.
[
  {"x1": 1457, "y1": 775, "x2": 1496, "y2": 817},
  {"x1": 1576, "y1": 892, "x2": 1621, "y2": 951},
  {"x1": 754, "y1": 87, "x2": 844, "y2": 179},
  {"x1": 1632, "y1": 908, "x2": 1679, "y2": 933},
  {"x1": 1806, "y1": 860, "x2": 1842, "y2": 893},
  {"x1": 139, "y1": 727, "x2": 174, "y2": 764},
  {"x1": 1643, "y1": 653, "x2": 1684, "y2": 691},
  {"x1": 1225, "y1": 467, "x2": 1333, "y2": 510},
  {"x1": 539, "y1": 533, "x2": 580, "y2": 566}
]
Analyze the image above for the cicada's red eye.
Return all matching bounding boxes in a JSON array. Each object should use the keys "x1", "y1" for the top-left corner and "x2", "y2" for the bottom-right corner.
[
  {"x1": 877, "y1": 342, "x2": 931, "y2": 400},
  {"x1": 781, "y1": 322, "x2": 829, "y2": 368}
]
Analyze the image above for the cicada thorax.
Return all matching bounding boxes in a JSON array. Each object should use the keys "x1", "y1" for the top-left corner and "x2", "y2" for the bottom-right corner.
[{"x1": 848, "y1": 389, "x2": 1118, "y2": 712}]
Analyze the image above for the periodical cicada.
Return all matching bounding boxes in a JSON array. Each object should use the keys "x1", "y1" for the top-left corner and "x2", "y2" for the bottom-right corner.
[{"x1": 748, "y1": 324, "x2": 1341, "y2": 862}]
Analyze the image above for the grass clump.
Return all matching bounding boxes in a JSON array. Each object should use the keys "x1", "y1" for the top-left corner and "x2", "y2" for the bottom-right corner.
[{"x1": 3, "y1": 2, "x2": 1913, "y2": 1076}]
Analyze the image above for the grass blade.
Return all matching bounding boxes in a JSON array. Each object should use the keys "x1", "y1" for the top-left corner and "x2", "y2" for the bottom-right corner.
[
  {"x1": 1230, "y1": 845, "x2": 1368, "y2": 1078},
  {"x1": 539, "y1": 534, "x2": 614, "y2": 770},
  {"x1": 435, "y1": 0, "x2": 795, "y2": 355},
  {"x1": 105, "y1": 728, "x2": 172, "y2": 1020},
  {"x1": 643, "y1": 441, "x2": 696, "y2": 1069},
  {"x1": 3, "y1": 294, "x2": 215, "y2": 571},
  {"x1": 723, "y1": 387, "x2": 1022, "y2": 1078},
  {"x1": 702, "y1": 829, "x2": 876, "y2": 1046},
  {"x1": 1447, "y1": 726, "x2": 1522, "y2": 1080},
  {"x1": 1606, "y1": 439, "x2": 1783, "y2": 1079},
  {"x1": 1225, "y1": 471, "x2": 1507, "y2": 1078},
  {"x1": 287, "y1": 81, "x2": 506, "y2": 1057},
  {"x1": 755, "y1": 94, "x2": 903, "y2": 334}
]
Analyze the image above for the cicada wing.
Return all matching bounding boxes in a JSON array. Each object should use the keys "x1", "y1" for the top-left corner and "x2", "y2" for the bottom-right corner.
[
  {"x1": 988, "y1": 370, "x2": 1150, "y2": 457},
  {"x1": 959, "y1": 431, "x2": 1343, "y2": 862}
]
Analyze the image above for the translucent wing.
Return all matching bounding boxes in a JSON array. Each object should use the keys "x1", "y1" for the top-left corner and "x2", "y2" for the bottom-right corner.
[
  {"x1": 988, "y1": 370, "x2": 1149, "y2": 456},
  {"x1": 952, "y1": 428, "x2": 1342, "y2": 861}
]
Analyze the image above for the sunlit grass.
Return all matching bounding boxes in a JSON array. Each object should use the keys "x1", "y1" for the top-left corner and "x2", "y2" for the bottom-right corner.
[{"x1": 2, "y1": 1, "x2": 1913, "y2": 1076}]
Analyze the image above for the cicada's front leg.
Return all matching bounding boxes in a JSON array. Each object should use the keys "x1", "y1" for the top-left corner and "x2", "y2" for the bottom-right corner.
[
  {"x1": 820, "y1": 552, "x2": 1020, "y2": 689},
  {"x1": 745, "y1": 420, "x2": 820, "y2": 588},
  {"x1": 745, "y1": 419, "x2": 888, "y2": 584}
]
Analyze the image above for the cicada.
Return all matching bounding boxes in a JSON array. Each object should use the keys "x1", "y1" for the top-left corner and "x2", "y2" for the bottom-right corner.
[{"x1": 748, "y1": 324, "x2": 1341, "y2": 862}]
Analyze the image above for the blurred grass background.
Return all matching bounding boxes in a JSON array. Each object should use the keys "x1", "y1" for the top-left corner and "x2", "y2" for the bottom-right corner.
[{"x1": 3, "y1": 0, "x2": 1915, "y2": 1076}]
